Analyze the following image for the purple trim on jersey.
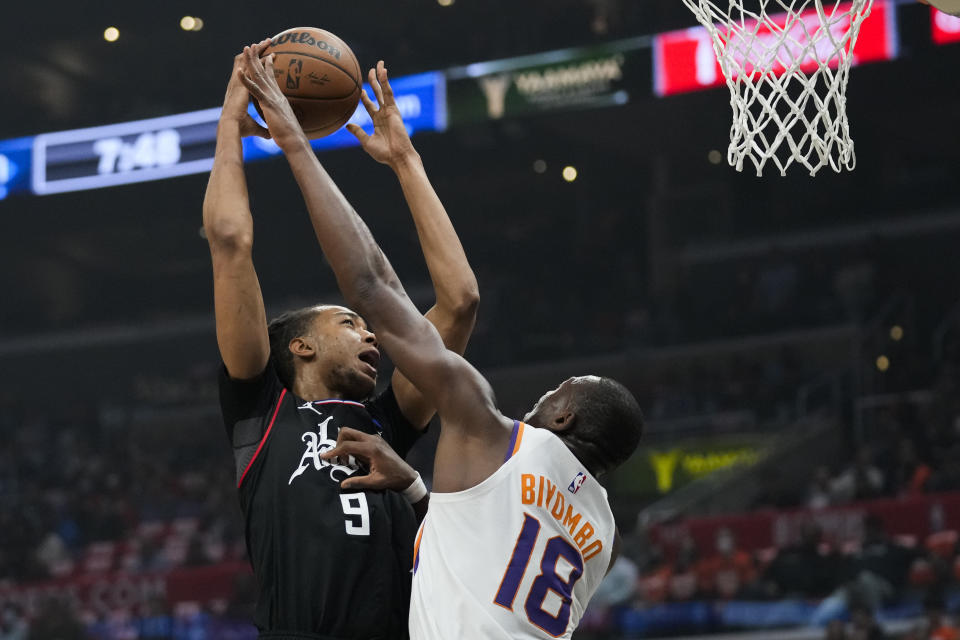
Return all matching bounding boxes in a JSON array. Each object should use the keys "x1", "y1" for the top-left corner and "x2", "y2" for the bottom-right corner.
[
  {"x1": 504, "y1": 420, "x2": 521, "y2": 463},
  {"x1": 312, "y1": 399, "x2": 365, "y2": 408}
]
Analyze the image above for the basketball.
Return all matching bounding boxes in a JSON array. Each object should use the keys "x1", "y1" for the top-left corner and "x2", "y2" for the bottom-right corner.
[{"x1": 256, "y1": 27, "x2": 362, "y2": 139}]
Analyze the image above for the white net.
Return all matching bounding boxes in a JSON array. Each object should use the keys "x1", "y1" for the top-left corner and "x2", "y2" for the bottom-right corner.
[{"x1": 681, "y1": 0, "x2": 874, "y2": 176}]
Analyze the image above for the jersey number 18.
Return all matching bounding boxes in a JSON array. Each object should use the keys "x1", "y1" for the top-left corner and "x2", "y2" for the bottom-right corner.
[{"x1": 493, "y1": 513, "x2": 584, "y2": 636}]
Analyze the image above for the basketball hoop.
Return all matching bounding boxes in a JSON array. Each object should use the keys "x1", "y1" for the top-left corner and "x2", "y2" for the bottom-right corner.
[{"x1": 681, "y1": 0, "x2": 874, "y2": 176}]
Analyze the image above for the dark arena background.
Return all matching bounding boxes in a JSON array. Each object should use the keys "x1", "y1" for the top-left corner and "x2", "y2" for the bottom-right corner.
[{"x1": 2, "y1": 1, "x2": 960, "y2": 638}]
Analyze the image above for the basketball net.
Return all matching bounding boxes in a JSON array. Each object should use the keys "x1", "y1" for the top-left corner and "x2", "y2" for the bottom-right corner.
[{"x1": 681, "y1": 0, "x2": 874, "y2": 176}]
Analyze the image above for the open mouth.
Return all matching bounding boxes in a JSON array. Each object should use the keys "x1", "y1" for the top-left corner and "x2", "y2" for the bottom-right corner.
[{"x1": 358, "y1": 349, "x2": 380, "y2": 376}]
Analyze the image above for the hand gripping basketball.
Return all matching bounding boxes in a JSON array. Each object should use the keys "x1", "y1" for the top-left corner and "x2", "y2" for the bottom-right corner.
[{"x1": 239, "y1": 41, "x2": 306, "y2": 149}]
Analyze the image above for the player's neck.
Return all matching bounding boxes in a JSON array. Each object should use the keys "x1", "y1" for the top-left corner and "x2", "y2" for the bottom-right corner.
[
  {"x1": 557, "y1": 431, "x2": 604, "y2": 479},
  {"x1": 291, "y1": 372, "x2": 341, "y2": 402}
]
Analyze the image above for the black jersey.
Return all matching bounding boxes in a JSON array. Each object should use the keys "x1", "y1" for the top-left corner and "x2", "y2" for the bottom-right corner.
[{"x1": 219, "y1": 363, "x2": 423, "y2": 639}]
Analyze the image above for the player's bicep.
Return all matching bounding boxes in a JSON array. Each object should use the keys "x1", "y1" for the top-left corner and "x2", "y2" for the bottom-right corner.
[{"x1": 211, "y1": 247, "x2": 270, "y2": 380}]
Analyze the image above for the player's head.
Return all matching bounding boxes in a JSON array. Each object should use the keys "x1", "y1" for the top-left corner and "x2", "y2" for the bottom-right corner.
[
  {"x1": 268, "y1": 304, "x2": 380, "y2": 400},
  {"x1": 523, "y1": 375, "x2": 643, "y2": 477}
]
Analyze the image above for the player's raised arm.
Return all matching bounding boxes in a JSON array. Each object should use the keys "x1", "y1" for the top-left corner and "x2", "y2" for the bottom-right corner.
[
  {"x1": 239, "y1": 46, "x2": 512, "y2": 486},
  {"x1": 347, "y1": 61, "x2": 480, "y2": 429},
  {"x1": 203, "y1": 48, "x2": 272, "y2": 380}
]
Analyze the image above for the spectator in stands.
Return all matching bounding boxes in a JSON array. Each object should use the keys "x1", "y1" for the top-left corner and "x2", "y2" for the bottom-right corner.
[
  {"x1": 637, "y1": 545, "x2": 672, "y2": 605},
  {"x1": 138, "y1": 597, "x2": 173, "y2": 640},
  {"x1": 669, "y1": 536, "x2": 700, "y2": 601},
  {"x1": 826, "y1": 619, "x2": 848, "y2": 640},
  {"x1": 848, "y1": 515, "x2": 914, "y2": 601},
  {"x1": 26, "y1": 598, "x2": 85, "y2": 640},
  {"x1": 832, "y1": 447, "x2": 884, "y2": 503},
  {"x1": 888, "y1": 437, "x2": 932, "y2": 497},
  {"x1": 0, "y1": 605, "x2": 27, "y2": 640},
  {"x1": 763, "y1": 521, "x2": 838, "y2": 599},
  {"x1": 697, "y1": 527, "x2": 757, "y2": 600},
  {"x1": 849, "y1": 603, "x2": 886, "y2": 640},
  {"x1": 921, "y1": 592, "x2": 960, "y2": 640},
  {"x1": 808, "y1": 465, "x2": 835, "y2": 509}
]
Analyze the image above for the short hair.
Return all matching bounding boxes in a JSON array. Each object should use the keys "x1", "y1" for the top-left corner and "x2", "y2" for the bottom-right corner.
[
  {"x1": 566, "y1": 377, "x2": 644, "y2": 476},
  {"x1": 267, "y1": 307, "x2": 325, "y2": 389}
]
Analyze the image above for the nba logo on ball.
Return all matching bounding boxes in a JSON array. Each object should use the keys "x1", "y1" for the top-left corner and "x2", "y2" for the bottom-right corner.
[{"x1": 568, "y1": 472, "x2": 587, "y2": 494}]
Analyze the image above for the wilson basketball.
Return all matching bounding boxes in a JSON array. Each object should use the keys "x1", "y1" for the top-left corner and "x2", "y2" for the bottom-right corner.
[{"x1": 257, "y1": 27, "x2": 362, "y2": 139}]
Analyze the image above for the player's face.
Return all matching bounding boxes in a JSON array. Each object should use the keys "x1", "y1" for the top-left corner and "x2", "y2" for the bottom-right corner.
[
  {"x1": 310, "y1": 306, "x2": 380, "y2": 399},
  {"x1": 523, "y1": 378, "x2": 574, "y2": 431},
  {"x1": 524, "y1": 376, "x2": 602, "y2": 431}
]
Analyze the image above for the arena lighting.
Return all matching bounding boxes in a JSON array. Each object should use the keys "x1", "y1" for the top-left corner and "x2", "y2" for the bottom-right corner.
[
  {"x1": 533, "y1": 159, "x2": 547, "y2": 174},
  {"x1": 103, "y1": 27, "x2": 120, "y2": 42},
  {"x1": 180, "y1": 16, "x2": 196, "y2": 31},
  {"x1": 876, "y1": 355, "x2": 891, "y2": 372},
  {"x1": 708, "y1": 150, "x2": 723, "y2": 165},
  {"x1": 562, "y1": 166, "x2": 578, "y2": 182},
  {"x1": 890, "y1": 325, "x2": 904, "y2": 341},
  {"x1": 438, "y1": 0, "x2": 454, "y2": 6}
]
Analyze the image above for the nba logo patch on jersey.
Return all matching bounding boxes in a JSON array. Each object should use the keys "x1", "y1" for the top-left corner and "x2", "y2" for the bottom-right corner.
[{"x1": 568, "y1": 472, "x2": 587, "y2": 494}]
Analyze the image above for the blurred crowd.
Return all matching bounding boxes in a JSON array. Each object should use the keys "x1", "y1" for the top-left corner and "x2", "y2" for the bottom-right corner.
[
  {"x1": 574, "y1": 360, "x2": 960, "y2": 639},
  {"x1": 0, "y1": 381, "x2": 246, "y2": 584}
]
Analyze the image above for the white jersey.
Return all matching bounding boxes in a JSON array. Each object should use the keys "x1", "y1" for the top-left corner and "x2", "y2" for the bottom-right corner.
[{"x1": 409, "y1": 421, "x2": 616, "y2": 639}]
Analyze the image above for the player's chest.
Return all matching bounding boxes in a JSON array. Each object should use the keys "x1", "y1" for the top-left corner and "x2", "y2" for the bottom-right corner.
[{"x1": 265, "y1": 400, "x2": 381, "y2": 488}]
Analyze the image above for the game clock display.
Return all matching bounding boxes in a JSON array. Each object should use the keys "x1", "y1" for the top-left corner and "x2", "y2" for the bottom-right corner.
[
  {"x1": 31, "y1": 108, "x2": 222, "y2": 195},
  {"x1": 20, "y1": 71, "x2": 445, "y2": 197}
]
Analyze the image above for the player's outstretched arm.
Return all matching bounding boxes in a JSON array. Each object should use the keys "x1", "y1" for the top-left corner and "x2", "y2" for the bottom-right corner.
[
  {"x1": 203, "y1": 48, "x2": 272, "y2": 380},
  {"x1": 347, "y1": 61, "x2": 480, "y2": 429},
  {"x1": 239, "y1": 46, "x2": 512, "y2": 489}
]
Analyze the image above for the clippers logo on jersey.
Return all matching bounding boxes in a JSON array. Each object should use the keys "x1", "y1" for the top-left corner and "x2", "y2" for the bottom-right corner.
[
  {"x1": 288, "y1": 403, "x2": 358, "y2": 485},
  {"x1": 568, "y1": 471, "x2": 587, "y2": 494}
]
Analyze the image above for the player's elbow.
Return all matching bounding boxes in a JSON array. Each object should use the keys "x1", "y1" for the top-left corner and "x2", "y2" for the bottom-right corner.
[
  {"x1": 448, "y1": 286, "x2": 480, "y2": 322},
  {"x1": 204, "y1": 220, "x2": 253, "y2": 254}
]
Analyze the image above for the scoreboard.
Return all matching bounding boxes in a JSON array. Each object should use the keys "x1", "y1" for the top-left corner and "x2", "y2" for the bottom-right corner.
[{"x1": 3, "y1": 71, "x2": 446, "y2": 198}]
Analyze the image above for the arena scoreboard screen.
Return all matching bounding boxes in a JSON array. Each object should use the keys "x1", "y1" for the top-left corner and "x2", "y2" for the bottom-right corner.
[{"x1": 4, "y1": 72, "x2": 446, "y2": 198}]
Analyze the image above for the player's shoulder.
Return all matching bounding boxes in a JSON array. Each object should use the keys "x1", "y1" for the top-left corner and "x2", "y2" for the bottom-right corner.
[{"x1": 511, "y1": 421, "x2": 570, "y2": 456}]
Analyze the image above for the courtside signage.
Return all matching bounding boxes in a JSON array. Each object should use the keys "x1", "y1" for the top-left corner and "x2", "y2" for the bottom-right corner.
[
  {"x1": 653, "y1": 0, "x2": 898, "y2": 97},
  {"x1": 445, "y1": 41, "x2": 649, "y2": 126}
]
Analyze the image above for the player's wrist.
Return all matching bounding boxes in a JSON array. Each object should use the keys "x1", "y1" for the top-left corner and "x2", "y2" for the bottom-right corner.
[
  {"x1": 217, "y1": 116, "x2": 245, "y2": 133},
  {"x1": 276, "y1": 131, "x2": 312, "y2": 155},
  {"x1": 401, "y1": 472, "x2": 428, "y2": 504},
  {"x1": 389, "y1": 149, "x2": 422, "y2": 173}
]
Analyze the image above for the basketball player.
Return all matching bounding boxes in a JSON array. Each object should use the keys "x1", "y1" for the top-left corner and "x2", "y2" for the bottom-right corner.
[
  {"x1": 240, "y1": 46, "x2": 644, "y2": 639},
  {"x1": 206, "y1": 44, "x2": 479, "y2": 639}
]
